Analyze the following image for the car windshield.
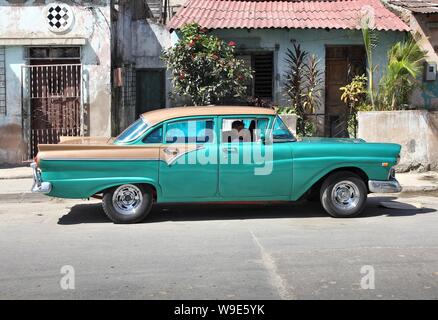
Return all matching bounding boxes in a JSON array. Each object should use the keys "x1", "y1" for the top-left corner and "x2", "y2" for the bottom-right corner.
[{"x1": 115, "y1": 117, "x2": 149, "y2": 143}]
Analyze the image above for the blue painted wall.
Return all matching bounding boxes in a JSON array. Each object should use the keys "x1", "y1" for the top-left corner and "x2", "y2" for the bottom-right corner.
[{"x1": 209, "y1": 28, "x2": 406, "y2": 110}]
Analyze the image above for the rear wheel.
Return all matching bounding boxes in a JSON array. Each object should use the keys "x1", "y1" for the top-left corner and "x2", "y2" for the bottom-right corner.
[
  {"x1": 320, "y1": 172, "x2": 367, "y2": 218},
  {"x1": 102, "y1": 184, "x2": 153, "y2": 224}
]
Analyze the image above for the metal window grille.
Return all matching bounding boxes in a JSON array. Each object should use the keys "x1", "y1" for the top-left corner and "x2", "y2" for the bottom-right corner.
[
  {"x1": 0, "y1": 46, "x2": 6, "y2": 116},
  {"x1": 21, "y1": 63, "x2": 83, "y2": 159}
]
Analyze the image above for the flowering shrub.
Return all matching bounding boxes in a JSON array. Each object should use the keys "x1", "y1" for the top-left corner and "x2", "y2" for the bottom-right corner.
[{"x1": 162, "y1": 23, "x2": 252, "y2": 105}]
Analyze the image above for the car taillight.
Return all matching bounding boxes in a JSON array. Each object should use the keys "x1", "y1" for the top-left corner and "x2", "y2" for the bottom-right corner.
[{"x1": 34, "y1": 154, "x2": 40, "y2": 166}]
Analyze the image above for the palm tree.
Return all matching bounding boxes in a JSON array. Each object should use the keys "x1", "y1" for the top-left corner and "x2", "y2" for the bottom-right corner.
[
  {"x1": 283, "y1": 44, "x2": 323, "y2": 136},
  {"x1": 379, "y1": 38, "x2": 427, "y2": 109},
  {"x1": 361, "y1": 15, "x2": 379, "y2": 110}
]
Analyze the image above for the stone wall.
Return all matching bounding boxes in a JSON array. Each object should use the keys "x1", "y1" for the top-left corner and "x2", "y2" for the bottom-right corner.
[{"x1": 358, "y1": 110, "x2": 438, "y2": 172}]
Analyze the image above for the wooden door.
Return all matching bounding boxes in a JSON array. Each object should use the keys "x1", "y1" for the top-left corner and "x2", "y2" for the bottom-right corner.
[{"x1": 325, "y1": 46, "x2": 365, "y2": 137}]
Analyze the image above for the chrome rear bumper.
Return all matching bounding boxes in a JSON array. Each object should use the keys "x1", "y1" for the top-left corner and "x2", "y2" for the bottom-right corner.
[
  {"x1": 31, "y1": 162, "x2": 52, "y2": 194},
  {"x1": 368, "y1": 179, "x2": 402, "y2": 193}
]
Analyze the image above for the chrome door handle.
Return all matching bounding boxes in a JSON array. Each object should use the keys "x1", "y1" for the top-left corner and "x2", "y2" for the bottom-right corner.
[
  {"x1": 222, "y1": 147, "x2": 238, "y2": 153},
  {"x1": 163, "y1": 147, "x2": 179, "y2": 156}
]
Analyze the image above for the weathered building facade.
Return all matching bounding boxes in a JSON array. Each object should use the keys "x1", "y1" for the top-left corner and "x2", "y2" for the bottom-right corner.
[
  {"x1": 388, "y1": 0, "x2": 438, "y2": 109},
  {"x1": 111, "y1": 0, "x2": 184, "y2": 134},
  {"x1": 0, "y1": 0, "x2": 112, "y2": 163},
  {"x1": 168, "y1": 0, "x2": 410, "y2": 137},
  {"x1": 0, "y1": 0, "x2": 183, "y2": 164}
]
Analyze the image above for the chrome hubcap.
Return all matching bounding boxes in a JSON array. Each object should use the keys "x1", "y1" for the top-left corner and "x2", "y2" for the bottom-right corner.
[
  {"x1": 112, "y1": 185, "x2": 143, "y2": 215},
  {"x1": 331, "y1": 180, "x2": 360, "y2": 210}
]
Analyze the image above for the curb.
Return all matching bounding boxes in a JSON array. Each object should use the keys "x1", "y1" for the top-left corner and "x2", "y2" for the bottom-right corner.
[
  {"x1": 400, "y1": 186, "x2": 438, "y2": 193},
  {"x1": 0, "y1": 175, "x2": 33, "y2": 180}
]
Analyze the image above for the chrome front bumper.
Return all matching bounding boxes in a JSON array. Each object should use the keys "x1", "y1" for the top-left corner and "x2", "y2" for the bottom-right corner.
[
  {"x1": 30, "y1": 162, "x2": 52, "y2": 194},
  {"x1": 368, "y1": 179, "x2": 402, "y2": 193}
]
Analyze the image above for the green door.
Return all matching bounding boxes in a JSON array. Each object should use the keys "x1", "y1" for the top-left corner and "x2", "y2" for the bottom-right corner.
[
  {"x1": 136, "y1": 69, "x2": 166, "y2": 116},
  {"x1": 158, "y1": 117, "x2": 219, "y2": 201},
  {"x1": 218, "y1": 116, "x2": 294, "y2": 199}
]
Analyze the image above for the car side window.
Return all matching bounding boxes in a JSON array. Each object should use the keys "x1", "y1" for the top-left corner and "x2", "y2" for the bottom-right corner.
[
  {"x1": 257, "y1": 118, "x2": 269, "y2": 139},
  {"x1": 165, "y1": 119, "x2": 215, "y2": 144},
  {"x1": 272, "y1": 116, "x2": 295, "y2": 142},
  {"x1": 142, "y1": 126, "x2": 163, "y2": 144},
  {"x1": 221, "y1": 118, "x2": 269, "y2": 143}
]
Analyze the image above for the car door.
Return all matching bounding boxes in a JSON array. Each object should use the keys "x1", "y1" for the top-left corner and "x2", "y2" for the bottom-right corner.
[
  {"x1": 158, "y1": 116, "x2": 219, "y2": 200},
  {"x1": 218, "y1": 115, "x2": 294, "y2": 199}
]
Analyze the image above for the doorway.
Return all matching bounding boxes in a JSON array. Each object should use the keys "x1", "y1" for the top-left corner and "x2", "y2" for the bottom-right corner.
[
  {"x1": 325, "y1": 46, "x2": 365, "y2": 137},
  {"x1": 136, "y1": 69, "x2": 166, "y2": 117},
  {"x1": 22, "y1": 47, "x2": 82, "y2": 159}
]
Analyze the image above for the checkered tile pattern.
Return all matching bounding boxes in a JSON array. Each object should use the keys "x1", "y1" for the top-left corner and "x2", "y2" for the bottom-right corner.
[{"x1": 47, "y1": 5, "x2": 70, "y2": 30}]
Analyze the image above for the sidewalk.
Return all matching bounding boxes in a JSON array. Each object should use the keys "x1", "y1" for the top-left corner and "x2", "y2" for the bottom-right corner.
[
  {"x1": 397, "y1": 171, "x2": 438, "y2": 193},
  {"x1": 0, "y1": 165, "x2": 437, "y2": 201},
  {"x1": 0, "y1": 165, "x2": 33, "y2": 180},
  {"x1": 0, "y1": 166, "x2": 39, "y2": 201}
]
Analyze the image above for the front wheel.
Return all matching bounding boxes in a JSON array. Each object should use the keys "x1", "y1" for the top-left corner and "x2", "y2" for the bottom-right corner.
[
  {"x1": 320, "y1": 172, "x2": 367, "y2": 218},
  {"x1": 102, "y1": 184, "x2": 153, "y2": 224}
]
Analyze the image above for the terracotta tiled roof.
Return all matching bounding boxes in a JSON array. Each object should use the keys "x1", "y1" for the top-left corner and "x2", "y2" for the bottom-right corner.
[
  {"x1": 389, "y1": 0, "x2": 438, "y2": 13},
  {"x1": 168, "y1": 0, "x2": 410, "y2": 31}
]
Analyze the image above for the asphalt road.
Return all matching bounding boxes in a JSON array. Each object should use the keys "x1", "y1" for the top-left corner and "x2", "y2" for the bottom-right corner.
[{"x1": 0, "y1": 193, "x2": 438, "y2": 299}]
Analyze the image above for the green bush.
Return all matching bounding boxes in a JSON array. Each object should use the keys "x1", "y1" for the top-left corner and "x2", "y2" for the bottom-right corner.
[
  {"x1": 162, "y1": 23, "x2": 253, "y2": 106},
  {"x1": 340, "y1": 75, "x2": 368, "y2": 138}
]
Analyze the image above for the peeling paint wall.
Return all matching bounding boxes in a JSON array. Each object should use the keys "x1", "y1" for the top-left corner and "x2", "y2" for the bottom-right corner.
[
  {"x1": 0, "y1": 0, "x2": 112, "y2": 164},
  {"x1": 0, "y1": 46, "x2": 25, "y2": 164},
  {"x1": 409, "y1": 13, "x2": 438, "y2": 109},
  {"x1": 113, "y1": 0, "x2": 175, "y2": 133}
]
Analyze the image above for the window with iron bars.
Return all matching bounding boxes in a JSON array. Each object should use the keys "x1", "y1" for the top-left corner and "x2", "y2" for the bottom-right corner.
[
  {"x1": 25, "y1": 47, "x2": 81, "y2": 61},
  {"x1": 238, "y1": 52, "x2": 274, "y2": 102}
]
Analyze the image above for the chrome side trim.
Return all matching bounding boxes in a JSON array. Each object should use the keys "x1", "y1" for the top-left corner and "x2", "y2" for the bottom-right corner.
[
  {"x1": 39, "y1": 158, "x2": 161, "y2": 161},
  {"x1": 368, "y1": 179, "x2": 402, "y2": 193},
  {"x1": 166, "y1": 146, "x2": 206, "y2": 166},
  {"x1": 30, "y1": 162, "x2": 52, "y2": 194}
]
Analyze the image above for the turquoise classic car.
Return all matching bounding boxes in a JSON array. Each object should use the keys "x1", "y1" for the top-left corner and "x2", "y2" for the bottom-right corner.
[{"x1": 31, "y1": 106, "x2": 402, "y2": 223}]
